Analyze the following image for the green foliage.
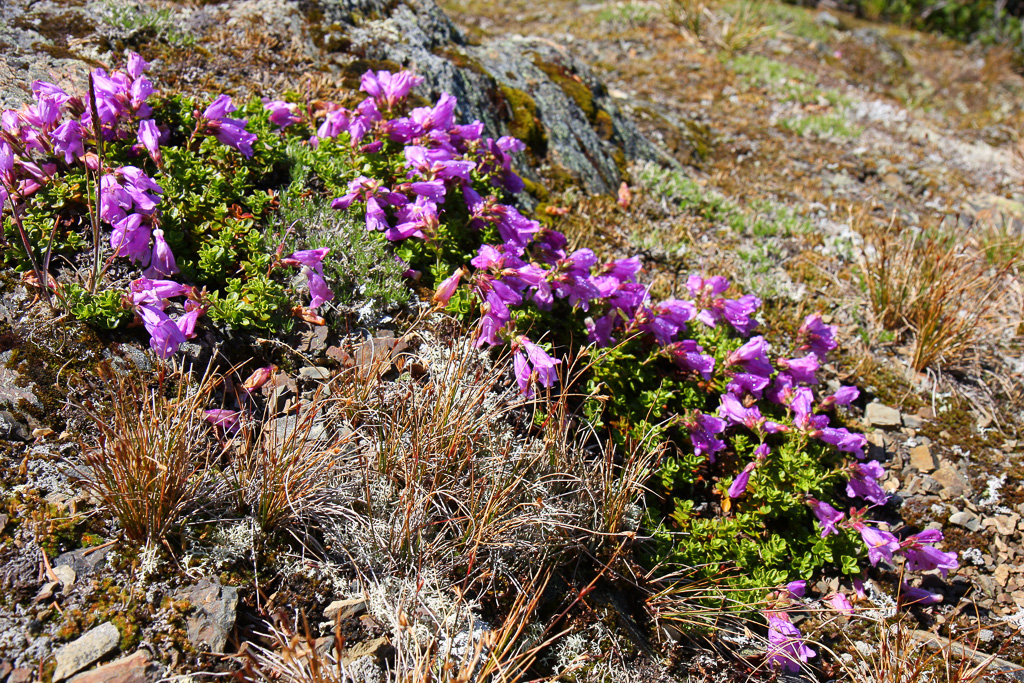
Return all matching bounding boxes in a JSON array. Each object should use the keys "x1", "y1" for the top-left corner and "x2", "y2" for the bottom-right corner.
[
  {"x1": 779, "y1": 112, "x2": 861, "y2": 139},
  {"x1": 271, "y1": 197, "x2": 411, "y2": 315},
  {"x1": 579, "y1": 318, "x2": 868, "y2": 592},
  {"x1": 850, "y1": 0, "x2": 1023, "y2": 46}
]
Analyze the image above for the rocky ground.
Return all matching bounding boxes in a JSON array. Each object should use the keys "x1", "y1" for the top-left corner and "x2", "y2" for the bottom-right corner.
[{"x1": 2, "y1": 0, "x2": 1024, "y2": 681}]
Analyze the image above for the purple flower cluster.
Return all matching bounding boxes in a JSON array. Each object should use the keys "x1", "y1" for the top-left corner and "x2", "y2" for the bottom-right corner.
[{"x1": 1, "y1": 53, "x2": 338, "y2": 357}]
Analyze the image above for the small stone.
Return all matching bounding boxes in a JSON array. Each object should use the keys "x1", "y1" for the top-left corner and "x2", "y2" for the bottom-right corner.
[
  {"x1": 67, "y1": 650, "x2": 156, "y2": 683},
  {"x1": 817, "y1": 10, "x2": 840, "y2": 27},
  {"x1": 932, "y1": 466, "x2": 971, "y2": 499},
  {"x1": 949, "y1": 510, "x2": 982, "y2": 532},
  {"x1": 53, "y1": 564, "x2": 76, "y2": 590},
  {"x1": 54, "y1": 545, "x2": 111, "y2": 579},
  {"x1": 52, "y1": 622, "x2": 120, "y2": 681},
  {"x1": 902, "y1": 413, "x2": 924, "y2": 429},
  {"x1": 995, "y1": 514, "x2": 1020, "y2": 536},
  {"x1": 909, "y1": 444, "x2": 936, "y2": 472},
  {"x1": 865, "y1": 403, "x2": 901, "y2": 428},
  {"x1": 995, "y1": 564, "x2": 1012, "y2": 587},
  {"x1": 9, "y1": 668, "x2": 32, "y2": 683},
  {"x1": 34, "y1": 581, "x2": 58, "y2": 603},
  {"x1": 324, "y1": 598, "x2": 366, "y2": 622},
  {"x1": 0, "y1": 411, "x2": 30, "y2": 442},
  {"x1": 176, "y1": 579, "x2": 238, "y2": 654},
  {"x1": 0, "y1": 660, "x2": 11, "y2": 681},
  {"x1": 298, "y1": 366, "x2": 331, "y2": 380}
]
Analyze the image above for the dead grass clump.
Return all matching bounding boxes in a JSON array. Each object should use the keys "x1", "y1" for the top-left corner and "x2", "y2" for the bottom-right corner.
[
  {"x1": 220, "y1": 390, "x2": 358, "y2": 547},
  {"x1": 831, "y1": 609, "x2": 1020, "y2": 682},
  {"x1": 74, "y1": 365, "x2": 219, "y2": 545},
  {"x1": 856, "y1": 213, "x2": 1020, "y2": 372},
  {"x1": 322, "y1": 333, "x2": 659, "y2": 591}
]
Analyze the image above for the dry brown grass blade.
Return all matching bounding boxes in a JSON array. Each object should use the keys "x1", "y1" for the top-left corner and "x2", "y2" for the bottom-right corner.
[
  {"x1": 856, "y1": 212, "x2": 1020, "y2": 372},
  {"x1": 72, "y1": 364, "x2": 221, "y2": 545}
]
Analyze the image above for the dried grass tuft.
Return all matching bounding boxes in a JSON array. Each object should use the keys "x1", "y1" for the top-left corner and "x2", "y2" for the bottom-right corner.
[
  {"x1": 73, "y1": 365, "x2": 220, "y2": 545},
  {"x1": 856, "y1": 213, "x2": 1021, "y2": 372}
]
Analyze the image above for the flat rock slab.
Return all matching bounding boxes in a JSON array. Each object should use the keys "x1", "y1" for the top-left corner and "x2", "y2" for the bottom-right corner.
[
  {"x1": 175, "y1": 579, "x2": 238, "y2": 654},
  {"x1": 53, "y1": 622, "x2": 120, "y2": 681},
  {"x1": 67, "y1": 651, "x2": 158, "y2": 683},
  {"x1": 865, "y1": 403, "x2": 901, "y2": 428}
]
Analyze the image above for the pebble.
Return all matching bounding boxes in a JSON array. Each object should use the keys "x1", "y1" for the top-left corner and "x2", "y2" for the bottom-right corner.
[
  {"x1": 865, "y1": 402, "x2": 902, "y2": 428},
  {"x1": 52, "y1": 622, "x2": 120, "y2": 681},
  {"x1": 67, "y1": 650, "x2": 156, "y2": 683},
  {"x1": 932, "y1": 465, "x2": 971, "y2": 499},
  {"x1": 949, "y1": 510, "x2": 982, "y2": 531},
  {"x1": 902, "y1": 413, "x2": 925, "y2": 429},
  {"x1": 908, "y1": 444, "x2": 936, "y2": 472}
]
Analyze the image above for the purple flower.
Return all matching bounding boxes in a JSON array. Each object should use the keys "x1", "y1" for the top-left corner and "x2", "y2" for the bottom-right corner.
[
  {"x1": 721, "y1": 294, "x2": 761, "y2": 335},
  {"x1": 853, "y1": 521, "x2": 900, "y2": 566},
  {"x1": 718, "y1": 393, "x2": 762, "y2": 430},
  {"x1": 204, "y1": 94, "x2": 236, "y2": 120},
  {"x1": 388, "y1": 196, "x2": 438, "y2": 241},
  {"x1": 143, "y1": 228, "x2": 178, "y2": 278},
  {"x1": 214, "y1": 119, "x2": 257, "y2": 158},
  {"x1": 797, "y1": 313, "x2": 837, "y2": 359},
  {"x1": 728, "y1": 461, "x2": 757, "y2": 498},
  {"x1": 689, "y1": 413, "x2": 727, "y2": 462},
  {"x1": 137, "y1": 119, "x2": 161, "y2": 163},
  {"x1": 127, "y1": 53, "x2": 149, "y2": 80},
  {"x1": 264, "y1": 99, "x2": 300, "y2": 128},
  {"x1": 432, "y1": 268, "x2": 464, "y2": 307},
  {"x1": 727, "y1": 373, "x2": 768, "y2": 399},
  {"x1": 725, "y1": 336, "x2": 773, "y2": 377},
  {"x1": 129, "y1": 277, "x2": 192, "y2": 307},
  {"x1": 360, "y1": 70, "x2": 424, "y2": 109},
  {"x1": 176, "y1": 304, "x2": 202, "y2": 339},
  {"x1": 204, "y1": 409, "x2": 240, "y2": 433},
  {"x1": 365, "y1": 196, "x2": 389, "y2": 232},
  {"x1": 284, "y1": 249, "x2": 334, "y2": 309},
  {"x1": 807, "y1": 498, "x2": 844, "y2": 538},
  {"x1": 777, "y1": 354, "x2": 819, "y2": 385},
  {"x1": 821, "y1": 385, "x2": 860, "y2": 408},
  {"x1": 766, "y1": 613, "x2": 815, "y2": 673},
  {"x1": 667, "y1": 340, "x2": 715, "y2": 380},
  {"x1": 785, "y1": 580, "x2": 807, "y2": 599},
  {"x1": 51, "y1": 120, "x2": 85, "y2": 164},
  {"x1": 899, "y1": 530, "x2": 958, "y2": 577},
  {"x1": 816, "y1": 427, "x2": 867, "y2": 459},
  {"x1": 202, "y1": 95, "x2": 257, "y2": 157},
  {"x1": 827, "y1": 593, "x2": 853, "y2": 614},
  {"x1": 846, "y1": 461, "x2": 888, "y2": 505},
  {"x1": 900, "y1": 584, "x2": 942, "y2": 606},
  {"x1": 110, "y1": 213, "x2": 152, "y2": 264},
  {"x1": 138, "y1": 305, "x2": 186, "y2": 359},
  {"x1": 513, "y1": 336, "x2": 561, "y2": 397},
  {"x1": 318, "y1": 109, "x2": 351, "y2": 139}
]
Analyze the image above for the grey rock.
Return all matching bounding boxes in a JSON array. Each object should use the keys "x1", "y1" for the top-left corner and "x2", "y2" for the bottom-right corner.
[
  {"x1": 903, "y1": 413, "x2": 925, "y2": 429},
  {"x1": 52, "y1": 622, "x2": 120, "y2": 681},
  {"x1": 933, "y1": 466, "x2": 971, "y2": 499},
  {"x1": 176, "y1": 579, "x2": 238, "y2": 654},
  {"x1": 299, "y1": 366, "x2": 332, "y2": 380},
  {"x1": 324, "y1": 597, "x2": 366, "y2": 622},
  {"x1": 0, "y1": 410, "x2": 30, "y2": 441},
  {"x1": 865, "y1": 402, "x2": 902, "y2": 428},
  {"x1": 0, "y1": 366, "x2": 40, "y2": 409},
  {"x1": 1, "y1": 0, "x2": 668, "y2": 197},
  {"x1": 817, "y1": 11, "x2": 840, "y2": 28},
  {"x1": 949, "y1": 510, "x2": 982, "y2": 532},
  {"x1": 55, "y1": 545, "x2": 111, "y2": 579}
]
